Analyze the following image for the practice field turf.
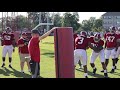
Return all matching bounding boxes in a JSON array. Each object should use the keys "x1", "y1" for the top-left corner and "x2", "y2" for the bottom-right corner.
[{"x1": 0, "y1": 36, "x2": 120, "y2": 78}]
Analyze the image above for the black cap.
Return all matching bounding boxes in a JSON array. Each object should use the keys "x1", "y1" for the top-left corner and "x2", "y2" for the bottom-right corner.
[{"x1": 31, "y1": 29, "x2": 40, "y2": 35}]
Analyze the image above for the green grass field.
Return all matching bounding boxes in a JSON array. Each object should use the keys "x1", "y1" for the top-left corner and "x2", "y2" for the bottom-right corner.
[{"x1": 0, "y1": 36, "x2": 120, "y2": 78}]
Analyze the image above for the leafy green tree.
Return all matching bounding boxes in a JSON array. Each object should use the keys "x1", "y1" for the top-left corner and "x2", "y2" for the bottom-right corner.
[
  {"x1": 53, "y1": 13, "x2": 62, "y2": 27},
  {"x1": 16, "y1": 15, "x2": 28, "y2": 30},
  {"x1": 93, "y1": 18, "x2": 102, "y2": 29},
  {"x1": 62, "y1": 12, "x2": 80, "y2": 32}
]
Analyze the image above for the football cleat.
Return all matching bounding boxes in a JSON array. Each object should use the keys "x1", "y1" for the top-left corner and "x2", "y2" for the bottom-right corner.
[
  {"x1": 101, "y1": 70, "x2": 104, "y2": 73},
  {"x1": 1, "y1": 63, "x2": 5, "y2": 67},
  {"x1": 9, "y1": 65, "x2": 13, "y2": 68},
  {"x1": 93, "y1": 68, "x2": 97, "y2": 75},
  {"x1": 110, "y1": 69, "x2": 114, "y2": 73},
  {"x1": 104, "y1": 73, "x2": 108, "y2": 78},
  {"x1": 85, "y1": 76, "x2": 88, "y2": 78}
]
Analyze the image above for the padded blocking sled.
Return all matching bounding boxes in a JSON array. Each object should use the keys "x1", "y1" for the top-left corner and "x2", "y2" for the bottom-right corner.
[{"x1": 54, "y1": 27, "x2": 75, "y2": 78}]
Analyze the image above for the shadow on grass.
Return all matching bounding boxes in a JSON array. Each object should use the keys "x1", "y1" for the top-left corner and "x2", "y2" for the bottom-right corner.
[
  {"x1": 108, "y1": 71, "x2": 120, "y2": 76},
  {"x1": 41, "y1": 52, "x2": 54, "y2": 58},
  {"x1": 0, "y1": 67, "x2": 31, "y2": 78},
  {"x1": 42, "y1": 42, "x2": 54, "y2": 44},
  {"x1": 10, "y1": 68, "x2": 31, "y2": 78},
  {"x1": 41, "y1": 48, "x2": 54, "y2": 52},
  {"x1": 76, "y1": 68, "x2": 105, "y2": 78},
  {"x1": 0, "y1": 67, "x2": 44, "y2": 78},
  {"x1": 0, "y1": 68, "x2": 12, "y2": 76}
]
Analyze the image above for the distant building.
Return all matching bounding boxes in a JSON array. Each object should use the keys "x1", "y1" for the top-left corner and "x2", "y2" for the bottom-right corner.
[{"x1": 102, "y1": 12, "x2": 120, "y2": 29}]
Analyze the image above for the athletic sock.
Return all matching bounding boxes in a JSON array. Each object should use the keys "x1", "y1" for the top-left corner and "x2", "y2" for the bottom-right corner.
[
  {"x1": 104, "y1": 70, "x2": 107, "y2": 73},
  {"x1": 2, "y1": 57, "x2": 5, "y2": 64},
  {"x1": 112, "y1": 66, "x2": 115, "y2": 69},
  {"x1": 9, "y1": 57, "x2": 12, "y2": 65},
  {"x1": 84, "y1": 73, "x2": 88, "y2": 77},
  {"x1": 21, "y1": 70, "x2": 24, "y2": 72},
  {"x1": 93, "y1": 67, "x2": 96, "y2": 69},
  {"x1": 9, "y1": 63, "x2": 11, "y2": 65}
]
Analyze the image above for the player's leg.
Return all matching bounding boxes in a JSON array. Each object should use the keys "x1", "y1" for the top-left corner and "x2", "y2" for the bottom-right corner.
[
  {"x1": 25, "y1": 54, "x2": 31, "y2": 72},
  {"x1": 37, "y1": 63, "x2": 40, "y2": 78},
  {"x1": 19, "y1": 53, "x2": 25, "y2": 73},
  {"x1": 32, "y1": 62, "x2": 39, "y2": 78},
  {"x1": 29, "y1": 59, "x2": 36, "y2": 78},
  {"x1": 90, "y1": 51, "x2": 98, "y2": 75},
  {"x1": 115, "y1": 47, "x2": 120, "y2": 69},
  {"x1": 2, "y1": 46, "x2": 7, "y2": 67},
  {"x1": 101, "y1": 49, "x2": 110, "y2": 72},
  {"x1": 110, "y1": 49, "x2": 117, "y2": 73},
  {"x1": 105, "y1": 49, "x2": 111, "y2": 68},
  {"x1": 115, "y1": 58, "x2": 119, "y2": 69},
  {"x1": 21, "y1": 62, "x2": 25, "y2": 73},
  {"x1": 81, "y1": 50, "x2": 88, "y2": 78},
  {"x1": 74, "y1": 50, "x2": 80, "y2": 67},
  {"x1": 8, "y1": 45, "x2": 13, "y2": 68},
  {"x1": 99, "y1": 49, "x2": 108, "y2": 78},
  {"x1": 78, "y1": 60, "x2": 82, "y2": 69}
]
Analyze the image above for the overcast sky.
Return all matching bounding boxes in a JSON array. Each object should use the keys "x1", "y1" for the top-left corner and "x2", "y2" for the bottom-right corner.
[{"x1": 0, "y1": 12, "x2": 106, "y2": 23}]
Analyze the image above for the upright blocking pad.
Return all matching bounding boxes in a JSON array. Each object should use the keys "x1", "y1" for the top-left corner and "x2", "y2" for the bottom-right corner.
[{"x1": 54, "y1": 27, "x2": 75, "y2": 78}]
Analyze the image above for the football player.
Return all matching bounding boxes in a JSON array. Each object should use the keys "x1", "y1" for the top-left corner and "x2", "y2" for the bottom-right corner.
[
  {"x1": 88, "y1": 33, "x2": 108, "y2": 78},
  {"x1": 115, "y1": 27, "x2": 120, "y2": 68},
  {"x1": 73, "y1": 31, "x2": 82, "y2": 69},
  {"x1": 17, "y1": 33, "x2": 30, "y2": 73},
  {"x1": 74, "y1": 31, "x2": 89, "y2": 78},
  {"x1": 1, "y1": 27, "x2": 15, "y2": 68},
  {"x1": 104, "y1": 26, "x2": 118, "y2": 73}
]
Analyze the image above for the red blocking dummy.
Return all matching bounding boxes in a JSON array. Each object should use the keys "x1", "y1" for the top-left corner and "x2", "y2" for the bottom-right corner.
[{"x1": 54, "y1": 27, "x2": 75, "y2": 78}]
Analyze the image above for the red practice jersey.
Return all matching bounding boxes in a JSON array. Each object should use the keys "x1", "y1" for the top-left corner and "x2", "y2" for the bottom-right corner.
[
  {"x1": 104, "y1": 32, "x2": 117, "y2": 48},
  {"x1": 28, "y1": 37, "x2": 40, "y2": 63},
  {"x1": 73, "y1": 33, "x2": 79, "y2": 50},
  {"x1": 89, "y1": 36, "x2": 104, "y2": 48},
  {"x1": 2, "y1": 32, "x2": 14, "y2": 45},
  {"x1": 17, "y1": 38, "x2": 29, "y2": 54},
  {"x1": 75, "y1": 35, "x2": 89, "y2": 50},
  {"x1": 116, "y1": 33, "x2": 120, "y2": 39}
]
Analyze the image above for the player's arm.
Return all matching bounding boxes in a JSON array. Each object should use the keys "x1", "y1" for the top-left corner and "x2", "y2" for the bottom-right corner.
[
  {"x1": 12, "y1": 39, "x2": 16, "y2": 47},
  {"x1": 17, "y1": 44, "x2": 25, "y2": 47},
  {"x1": 17, "y1": 39, "x2": 28, "y2": 47},
  {"x1": 98, "y1": 40, "x2": 104, "y2": 51},
  {"x1": 74, "y1": 37, "x2": 79, "y2": 49},
  {"x1": 1, "y1": 33, "x2": 4, "y2": 41},
  {"x1": 11, "y1": 34, "x2": 16, "y2": 47},
  {"x1": 12, "y1": 38, "x2": 16, "y2": 53},
  {"x1": 116, "y1": 39, "x2": 120, "y2": 51},
  {"x1": 87, "y1": 37, "x2": 93, "y2": 49},
  {"x1": 12, "y1": 39, "x2": 16, "y2": 52},
  {"x1": 103, "y1": 34, "x2": 107, "y2": 49},
  {"x1": 104, "y1": 41, "x2": 107, "y2": 49},
  {"x1": 97, "y1": 45, "x2": 104, "y2": 51},
  {"x1": 86, "y1": 46, "x2": 89, "y2": 50},
  {"x1": 39, "y1": 27, "x2": 56, "y2": 41},
  {"x1": 12, "y1": 35, "x2": 16, "y2": 52},
  {"x1": 86, "y1": 38, "x2": 90, "y2": 50},
  {"x1": 88, "y1": 42, "x2": 94, "y2": 49}
]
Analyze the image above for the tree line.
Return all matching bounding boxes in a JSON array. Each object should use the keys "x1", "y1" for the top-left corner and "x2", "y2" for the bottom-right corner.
[{"x1": 0, "y1": 12, "x2": 103, "y2": 33}]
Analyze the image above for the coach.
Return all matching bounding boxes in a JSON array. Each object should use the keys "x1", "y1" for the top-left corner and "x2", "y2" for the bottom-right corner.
[{"x1": 28, "y1": 27, "x2": 55, "y2": 78}]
